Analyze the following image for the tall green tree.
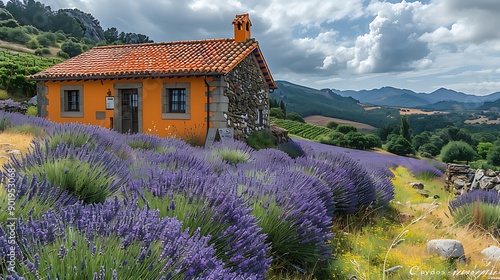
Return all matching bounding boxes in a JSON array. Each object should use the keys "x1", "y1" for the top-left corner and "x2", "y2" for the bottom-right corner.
[
  {"x1": 400, "y1": 115, "x2": 412, "y2": 142},
  {"x1": 279, "y1": 100, "x2": 286, "y2": 118}
]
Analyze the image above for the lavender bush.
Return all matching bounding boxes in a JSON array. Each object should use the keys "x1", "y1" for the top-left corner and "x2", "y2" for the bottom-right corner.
[
  {"x1": 229, "y1": 166, "x2": 334, "y2": 273},
  {"x1": 0, "y1": 175, "x2": 79, "y2": 220},
  {"x1": 448, "y1": 190, "x2": 500, "y2": 234},
  {"x1": 8, "y1": 199, "x2": 241, "y2": 279},
  {"x1": 131, "y1": 163, "x2": 271, "y2": 278},
  {"x1": 4, "y1": 140, "x2": 129, "y2": 204}
]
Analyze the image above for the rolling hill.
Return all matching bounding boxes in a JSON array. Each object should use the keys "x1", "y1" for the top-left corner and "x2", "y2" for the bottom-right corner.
[{"x1": 270, "y1": 80, "x2": 399, "y2": 128}]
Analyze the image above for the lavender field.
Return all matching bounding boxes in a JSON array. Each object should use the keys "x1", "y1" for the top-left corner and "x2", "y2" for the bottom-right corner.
[{"x1": 0, "y1": 113, "x2": 445, "y2": 279}]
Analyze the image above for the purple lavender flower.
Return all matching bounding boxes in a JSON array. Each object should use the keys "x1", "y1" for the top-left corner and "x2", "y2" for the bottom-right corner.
[
  {"x1": 57, "y1": 244, "x2": 67, "y2": 259},
  {"x1": 449, "y1": 190, "x2": 500, "y2": 212}
]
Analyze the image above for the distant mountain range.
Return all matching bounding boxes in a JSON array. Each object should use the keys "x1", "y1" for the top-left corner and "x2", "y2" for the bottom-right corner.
[
  {"x1": 271, "y1": 81, "x2": 401, "y2": 127},
  {"x1": 330, "y1": 86, "x2": 500, "y2": 110}
]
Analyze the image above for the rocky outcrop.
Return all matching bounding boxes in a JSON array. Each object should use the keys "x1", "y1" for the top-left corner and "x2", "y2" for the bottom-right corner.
[
  {"x1": 445, "y1": 163, "x2": 500, "y2": 195},
  {"x1": 63, "y1": 9, "x2": 105, "y2": 42}
]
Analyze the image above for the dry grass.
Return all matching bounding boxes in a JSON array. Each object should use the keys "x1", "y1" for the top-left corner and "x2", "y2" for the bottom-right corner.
[
  {"x1": 0, "y1": 131, "x2": 33, "y2": 168},
  {"x1": 304, "y1": 115, "x2": 377, "y2": 132},
  {"x1": 398, "y1": 108, "x2": 448, "y2": 115},
  {"x1": 337, "y1": 167, "x2": 500, "y2": 279},
  {"x1": 464, "y1": 116, "x2": 500, "y2": 125},
  {"x1": 0, "y1": 40, "x2": 36, "y2": 54}
]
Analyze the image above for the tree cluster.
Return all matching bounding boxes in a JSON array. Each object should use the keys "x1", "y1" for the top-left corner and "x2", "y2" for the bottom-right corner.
[
  {"x1": 1, "y1": 0, "x2": 152, "y2": 58},
  {"x1": 379, "y1": 114, "x2": 500, "y2": 169}
]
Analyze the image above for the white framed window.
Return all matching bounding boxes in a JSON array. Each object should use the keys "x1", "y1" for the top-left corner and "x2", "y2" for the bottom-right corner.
[
  {"x1": 60, "y1": 85, "x2": 83, "y2": 117},
  {"x1": 162, "y1": 82, "x2": 190, "y2": 119}
]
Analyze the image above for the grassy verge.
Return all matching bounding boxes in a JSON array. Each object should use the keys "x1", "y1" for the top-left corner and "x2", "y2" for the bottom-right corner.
[{"x1": 329, "y1": 167, "x2": 499, "y2": 279}]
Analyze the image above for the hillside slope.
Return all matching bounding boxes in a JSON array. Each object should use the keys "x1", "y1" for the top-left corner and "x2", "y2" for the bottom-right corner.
[{"x1": 271, "y1": 80, "x2": 399, "y2": 127}]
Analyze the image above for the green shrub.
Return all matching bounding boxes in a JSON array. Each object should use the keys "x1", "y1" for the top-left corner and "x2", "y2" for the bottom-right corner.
[
  {"x1": 270, "y1": 107, "x2": 284, "y2": 119},
  {"x1": 0, "y1": 89, "x2": 8, "y2": 100},
  {"x1": 326, "y1": 121, "x2": 338, "y2": 129},
  {"x1": 386, "y1": 135, "x2": 415, "y2": 156},
  {"x1": 477, "y1": 142, "x2": 495, "y2": 159},
  {"x1": 364, "y1": 133, "x2": 382, "y2": 149},
  {"x1": 468, "y1": 160, "x2": 496, "y2": 171},
  {"x1": 286, "y1": 112, "x2": 304, "y2": 123},
  {"x1": 57, "y1": 50, "x2": 69, "y2": 59},
  {"x1": 22, "y1": 25, "x2": 39, "y2": 35},
  {"x1": 1, "y1": 19, "x2": 19, "y2": 28},
  {"x1": 316, "y1": 131, "x2": 347, "y2": 147},
  {"x1": 26, "y1": 38, "x2": 40, "y2": 49},
  {"x1": 487, "y1": 146, "x2": 500, "y2": 166},
  {"x1": 440, "y1": 141, "x2": 477, "y2": 163},
  {"x1": 55, "y1": 31, "x2": 67, "y2": 42},
  {"x1": 418, "y1": 143, "x2": 440, "y2": 157},
  {"x1": 61, "y1": 40, "x2": 83, "y2": 57},
  {"x1": 246, "y1": 130, "x2": 276, "y2": 150},
  {"x1": 26, "y1": 105, "x2": 37, "y2": 116},
  {"x1": 41, "y1": 47, "x2": 51, "y2": 54},
  {"x1": 36, "y1": 34, "x2": 53, "y2": 47},
  {"x1": 336, "y1": 124, "x2": 357, "y2": 134},
  {"x1": 345, "y1": 131, "x2": 367, "y2": 149},
  {"x1": 7, "y1": 27, "x2": 31, "y2": 44}
]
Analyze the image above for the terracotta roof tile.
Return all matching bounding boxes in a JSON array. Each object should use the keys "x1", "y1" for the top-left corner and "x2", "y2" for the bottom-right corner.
[{"x1": 28, "y1": 38, "x2": 276, "y2": 89}]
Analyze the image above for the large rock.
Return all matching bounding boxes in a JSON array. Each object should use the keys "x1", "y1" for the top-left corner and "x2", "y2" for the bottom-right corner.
[
  {"x1": 427, "y1": 239, "x2": 465, "y2": 259},
  {"x1": 481, "y1": 246, "x2": 500, "y2": 262}
]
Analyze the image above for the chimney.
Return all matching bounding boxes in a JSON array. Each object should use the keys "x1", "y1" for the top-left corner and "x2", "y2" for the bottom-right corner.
[{"x1": 232, "y1": 13, "x2": 252, "y2": 43}]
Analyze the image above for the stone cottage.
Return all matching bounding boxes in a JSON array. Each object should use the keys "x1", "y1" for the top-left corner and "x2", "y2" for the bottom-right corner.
[{"x1": 28, "y1": 13, "x2": 276, "y2": 146}]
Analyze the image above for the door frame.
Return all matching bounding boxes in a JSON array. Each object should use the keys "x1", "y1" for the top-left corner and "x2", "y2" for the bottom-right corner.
[{"x1": 113, "y1": 83, "x2": 143, "y2": 134}]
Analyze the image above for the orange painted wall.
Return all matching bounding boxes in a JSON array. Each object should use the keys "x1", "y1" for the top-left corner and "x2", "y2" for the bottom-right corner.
[{"x1": 44, "y1": 76, "x2": 212, "y2": 144}]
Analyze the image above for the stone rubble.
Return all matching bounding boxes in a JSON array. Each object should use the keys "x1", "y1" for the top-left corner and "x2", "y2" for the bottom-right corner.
[{"x1": 445, "y1": 163, "x2": 500, "y2": 195}]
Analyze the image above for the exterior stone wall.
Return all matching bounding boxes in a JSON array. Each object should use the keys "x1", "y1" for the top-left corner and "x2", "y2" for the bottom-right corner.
[{"x1": 224, "y1": 54, "x2": 270, "y2": 140}]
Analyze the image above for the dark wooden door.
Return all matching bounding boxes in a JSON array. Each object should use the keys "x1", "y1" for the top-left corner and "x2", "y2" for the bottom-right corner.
[{"x1": 121, "y1": 89, "x2": 138, "y2": 133}]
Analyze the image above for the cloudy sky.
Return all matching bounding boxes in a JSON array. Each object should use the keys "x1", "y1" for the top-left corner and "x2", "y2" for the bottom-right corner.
[{"x1": 18, "y1": 0, "x2": 500, "y2": 95}]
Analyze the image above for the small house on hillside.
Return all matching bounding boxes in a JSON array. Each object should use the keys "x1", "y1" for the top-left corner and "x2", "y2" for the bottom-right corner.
[{"x1": 28, "y1": 14, "x2": 276, "y2": 146}]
